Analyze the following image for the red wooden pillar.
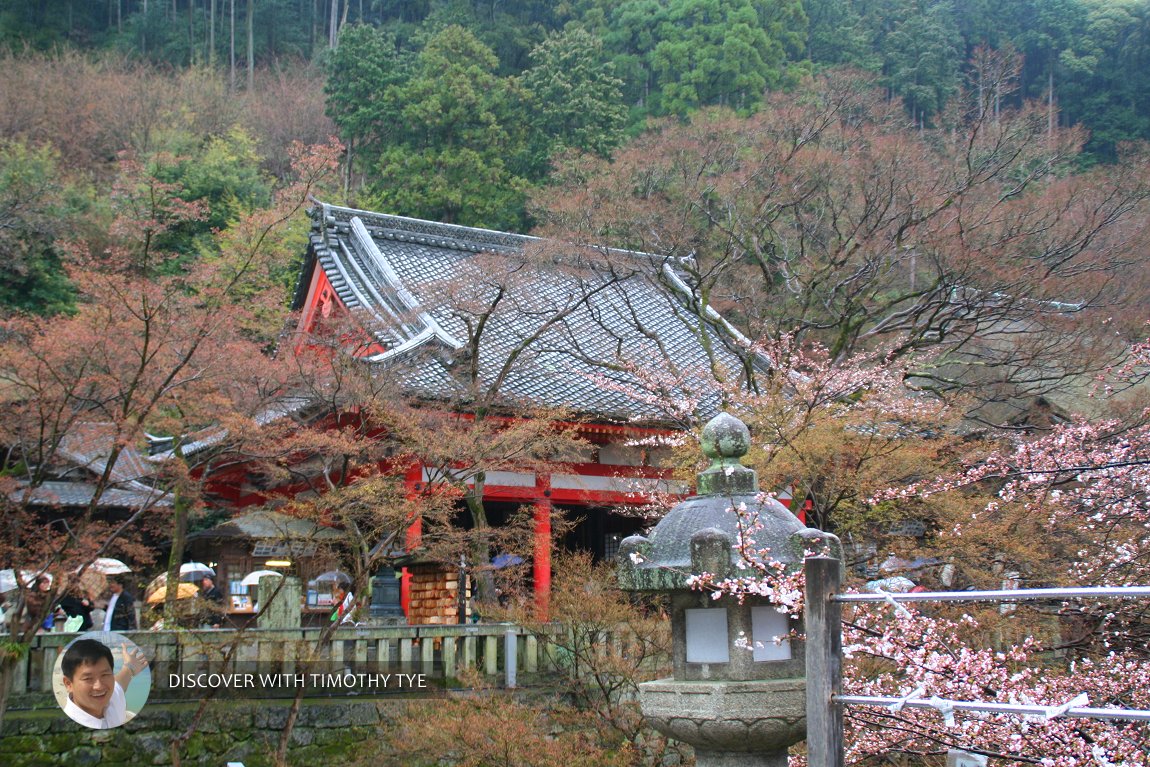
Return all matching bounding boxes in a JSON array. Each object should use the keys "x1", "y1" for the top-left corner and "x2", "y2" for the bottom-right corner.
[
  {"x1": 401, "y1": 462, "x2": 423, "y2": 618},
  {"x1": 533, "y1": 473, "x2": 552, "y2": 619}
]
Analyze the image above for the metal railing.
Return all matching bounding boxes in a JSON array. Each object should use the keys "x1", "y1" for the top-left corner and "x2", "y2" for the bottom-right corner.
[{"x1": 804, "y1": 555, "x2": 1150, "y2": 767}]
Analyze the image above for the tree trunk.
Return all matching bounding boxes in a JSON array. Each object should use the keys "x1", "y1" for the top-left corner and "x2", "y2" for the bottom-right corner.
[
  {"x1": 311, "y1": 0, "x2": 318, "y2": 52},
  {"x1": 188, "y1": 0, "x2": 196, "y2": 65},
  {"x1": 275, "y1": 616, "x2": 346, "y2": 765},
  {"x1": 247, "y1": 0, "x2": 254, "y2": 91},
  {"x1": 209, "y1": 0, "x2": 216, "y2": 67},
  {"x1": 343, "y1": 139, "x2": 352, "y2": 200},
  {"x1": 163, "y1": 493, "x2": 191, "y2": 623},
  {"x1": 464, "y1": 478, "x2": 497, "y2": 605},
  {"x1": 328, "y1": 0, "x2": 338, "y2": 48},
  {"x1": 229, "y1": 0, "x2": 235, "y2": 91}
]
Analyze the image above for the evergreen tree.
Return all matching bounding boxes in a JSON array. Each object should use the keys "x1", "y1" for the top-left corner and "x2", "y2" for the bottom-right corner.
[
  {"x1": 520, "y1": 28, "x2": 628, "y2": 175},
  {"x1": 324, "y1": 23, "x2": 411, "y2": 181},
  {"x1": 0, "y1": 141, "x2": 81, "y2": 316},
  {"x1": 650, "y1": 0, "x2": 797, "y2": 115},
  {"x1": 602, "y1": 0, "x2": 668, "y2": 117},
  {"x1": 881, "y1": 0, "x2": 961, "y2": 125},
  {"x1": 367, "y1": 25, "x2": 530, "y2": 229}
]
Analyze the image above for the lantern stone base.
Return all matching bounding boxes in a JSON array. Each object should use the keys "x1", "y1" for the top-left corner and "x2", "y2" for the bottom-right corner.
[{"x1": 639, "y1": 677, "x2": 806, "y2": 767}]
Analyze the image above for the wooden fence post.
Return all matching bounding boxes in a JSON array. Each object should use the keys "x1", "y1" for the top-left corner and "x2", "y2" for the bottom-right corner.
[
  {"x1": 504, "y1": 627, "x2": 517, "y2": 688},
  {"x1": 805, "y1": 554, "x2": 844, "y2": 767},
  {"x1": 484, "y1": 635, "x2": 498, "y2": 676}
]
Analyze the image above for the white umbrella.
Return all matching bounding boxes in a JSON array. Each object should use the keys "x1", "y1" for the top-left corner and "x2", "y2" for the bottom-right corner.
[
  {"x1": 0, "y1": 569, "x2": 52, "y2": 591},
  {"x1": 865, "y1": 576, "x2": 917, "y2": 593},
  {"x1": 309, "y1": 570, "x2": 351, "y2": 586},
  {"x1": 179, "y1": 562, "x2": 215, "y2": 581},
  {"x1": 241, "y1": 570, "x2": 283, "y2": 587},
  {"x1": 84, "y1": 558, "x2": 132, "y2": 575}
]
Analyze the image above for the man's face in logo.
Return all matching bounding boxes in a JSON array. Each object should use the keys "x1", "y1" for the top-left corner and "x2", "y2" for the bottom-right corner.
[{"x1": 63, "y1": 657, "x2": 115, "y2": 717}]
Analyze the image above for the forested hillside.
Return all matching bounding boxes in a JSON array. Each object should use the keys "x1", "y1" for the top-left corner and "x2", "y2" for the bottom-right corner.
[
  {"x1": 4, "y1": 0, "x2": 1150, "y2": 322},
  {"x1": 4, "y1": 0, "x2": 1149, "y2": 157}
]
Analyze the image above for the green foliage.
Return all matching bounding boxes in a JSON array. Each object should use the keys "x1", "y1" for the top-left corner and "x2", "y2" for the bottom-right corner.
[
  {"x1": 805, "y1": 0, "x2": 880, "y2": 70},
  {"x1": 652, "y1": 0, "x2": 783, "y2": 115},
  {"x1": 1056, "y1": 0, "x2": 1150, "y2": 159},
  {"x1": 137, "y1": 130, "x2": 272, "y2": 268},
  {"x1": 604, "y1": 0, "x2": 806, "y2": 117},
  {"x1": 324, "y1": 23, "x2": 412, "y2": 163},
  {"x1": 881, "y1": 1, "x2": 961, "y2": 124},
  {"x1": 361, "y1": 25, "x2": 532, "y2": 229},
  {"x1": 602, "y1": 0, "x2": 668, "y2": 116},
  {"x1": 370, "y1": 146, "x2": 529, "y2": 229},
  {"x1": 520, "y1": 28, "x2": 628, "y2": 174},
  {"x1": 401, "y1": 25, "x2": 511, "y2": 148},
  {"x1": 5, "y1": 0, "x2": 1150, "y2": 193},
  {"x1": 152, "y1": 128, "x2": 272, "y2": 232},
  {"x1": 0, "y1": 141, "x2": 82, "y2": 316},
  {"x1": 0, "y1": 0, "x2": 101, "y2": 51}
]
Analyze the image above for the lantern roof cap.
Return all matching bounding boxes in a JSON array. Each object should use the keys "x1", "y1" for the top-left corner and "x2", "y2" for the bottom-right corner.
[{"x1": 617, "y1": 413, "x2": 834, "y2": 591}]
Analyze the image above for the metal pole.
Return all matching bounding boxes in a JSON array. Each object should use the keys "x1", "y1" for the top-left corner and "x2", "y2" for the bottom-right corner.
[
  {"x1": 805, "y1": 555, "x2": 844, "y2": 767},
  {"x1": 835, "y1": 585, "x2": 1150, "y2": 604},
  {"x1": 836, "y1": 695, "x2": 1150, "y2": 722}
]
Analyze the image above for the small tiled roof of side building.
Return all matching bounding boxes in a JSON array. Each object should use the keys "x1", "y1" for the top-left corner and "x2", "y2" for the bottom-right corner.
[
  {"x1": 292, "y1": 201, "x2": 768, "y2": 424},
  {"x1": 12, "y1": 480, "x2": 173, "y2": 509}
]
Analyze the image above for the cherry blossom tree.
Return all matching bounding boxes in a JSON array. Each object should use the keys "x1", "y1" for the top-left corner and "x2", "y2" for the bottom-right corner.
[
  {"x1": 675, "y1": 336, "x2": 1150, "y2": 766},
  {"x1": 840, "y1": 606, "x2": 1150, "y2": 767}
]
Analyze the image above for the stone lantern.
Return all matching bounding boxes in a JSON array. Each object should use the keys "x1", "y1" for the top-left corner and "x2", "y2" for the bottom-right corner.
[{"x1": 617, "y1": 412, "x2": 840, "y2": 767}]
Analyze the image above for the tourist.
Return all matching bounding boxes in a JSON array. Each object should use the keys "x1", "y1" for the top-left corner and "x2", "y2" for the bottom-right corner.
[
  {"x1": 55, "y1": 587, "x2": 94, "y2": 632},
  {"x1": 200, "y1": 575, "x2": 225, "y2": 628},
  {"x1": 103, "y1": 578, "x2": 137, "y2": 632}
]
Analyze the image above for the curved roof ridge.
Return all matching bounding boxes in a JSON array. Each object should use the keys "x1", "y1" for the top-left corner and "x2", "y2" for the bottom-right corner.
[
  {"x1": 349, "y1": 217, "x2": 465, "y2": 352},
  {"x1": 319, "y1": 200, "x2": 531, "y2": 252}
]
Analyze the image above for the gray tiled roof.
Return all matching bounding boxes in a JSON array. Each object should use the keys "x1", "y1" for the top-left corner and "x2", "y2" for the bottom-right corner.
[
  {"x1": 58, "y1": 423, "x2": 156, "y2": 483},
  {"x1": 12, "y1": 480, "x2": 172, "y2": 509},
  {"x1": 186, "y1": 510, "x2": 341, "y2": 541},
  {"x1": 296, "y1": 203, "x2": 766, "y2": 423}
]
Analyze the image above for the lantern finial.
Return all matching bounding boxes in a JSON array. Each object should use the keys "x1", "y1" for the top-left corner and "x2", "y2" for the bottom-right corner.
[{"x1": 698, "y1": 412, "x2": 757, "y2": 495}]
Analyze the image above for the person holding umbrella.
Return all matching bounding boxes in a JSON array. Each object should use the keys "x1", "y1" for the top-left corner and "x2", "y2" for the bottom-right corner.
[
  {"x1": 331, "y1": 583, "x2": 356, "y2": 626},
  {"x1": 104, "y1": 578, "x2": 137, "y2": 632},
  {"x1": 55, "y1": 587, "x2": 94, "y2": 632},
  {"x1": 24, "y1": 574, "x2": 54, "y2": 632},
  {"x1": 199, "y1": 575, "x2": 225, "y2": 628}
]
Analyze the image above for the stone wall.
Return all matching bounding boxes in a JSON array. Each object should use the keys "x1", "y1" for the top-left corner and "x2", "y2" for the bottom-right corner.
[{"x1": 0, "y1": 697, "x2": 399, "y2": 767}]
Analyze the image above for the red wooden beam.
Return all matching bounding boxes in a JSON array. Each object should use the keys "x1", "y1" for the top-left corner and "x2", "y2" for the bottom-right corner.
[{"x1": 533, "y1": 473, "x2": 552, "y2": 620}]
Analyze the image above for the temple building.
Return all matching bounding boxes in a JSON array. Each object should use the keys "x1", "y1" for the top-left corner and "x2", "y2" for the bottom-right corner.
[{"x1": 283, "y1": 201, "x2": 771, "y2": 620}]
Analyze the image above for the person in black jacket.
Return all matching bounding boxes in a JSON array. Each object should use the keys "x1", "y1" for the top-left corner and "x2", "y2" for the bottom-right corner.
[
  {"x1": 103, "y1": 579, "x2": 137, "y2": 632},
  {"x1": 55, "y1": 588, "x2": 94, "y2": 631},
  {"x1": 199, "y1": 576, "x2": 225, "y2": 628}
]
